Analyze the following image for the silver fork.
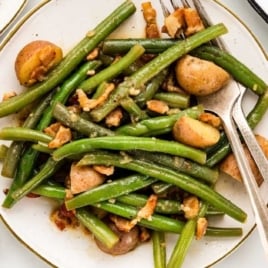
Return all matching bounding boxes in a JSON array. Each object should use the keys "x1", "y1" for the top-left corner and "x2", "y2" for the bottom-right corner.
[
  {"x1": 192, "y1": 0, "x2": 268, "y2": 190},
  {"x1": 160, "y1": 0, "x2": 268, "y2": 257}
]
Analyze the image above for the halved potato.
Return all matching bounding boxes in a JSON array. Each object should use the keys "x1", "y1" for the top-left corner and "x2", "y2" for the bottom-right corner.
[
  {"x1": 173, "y1": 116, "x2": 220, "y2": 148},
  {"x1": 175, "y1": 55, "x2": 230, "y2": 96},
  {"x1": 15, "y1": 40, "x2": 63, "y2": 86}
]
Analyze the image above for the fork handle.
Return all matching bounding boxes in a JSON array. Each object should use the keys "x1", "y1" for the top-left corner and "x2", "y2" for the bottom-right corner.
[
  {"x1": 232, "y1": 97, "x2": 268, "y2": 188},
  {"x1": 222, "y1": 113, "x2": 268, "y2": 257}
]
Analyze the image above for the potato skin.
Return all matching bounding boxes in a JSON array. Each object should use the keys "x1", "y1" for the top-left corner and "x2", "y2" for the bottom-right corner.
[
  {"x1": 175, "y1": 55, "x2": 230, "y2": 96},
  {"x1": 15, "y1": 40, "x2": 63, "y2": 86},
  {"x1": 95, "y1": 221, "x2": 139, "y2": 255},
  {"x1": 173, "y1": 116, "x2": 220, "y2": 149}
]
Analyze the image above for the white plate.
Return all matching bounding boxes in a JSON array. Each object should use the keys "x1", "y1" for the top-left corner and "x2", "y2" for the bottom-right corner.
[
  {"x1": 0, "y1": 0, "x2": 28, "y2": 35},
  {"x1": 0, "y1": 0, "x2": 268, "y2": 267}
]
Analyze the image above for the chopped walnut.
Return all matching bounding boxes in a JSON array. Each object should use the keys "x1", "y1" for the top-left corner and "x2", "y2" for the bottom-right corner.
[
  {"x1": 2, "y1": 91, "x2": 17, "y2": 101},
  {"x1": 196, "y1": 217, "x2": 208, "y2": 240},
  {"x1": 164, "y1": 8, "x2": 185, "y2": 38},
  {"x1": 44, "y1": 122, "x2": 62, "y2": 137},
  {"x1": 163, "y1": 7, "x2": 204, "y2": 38},
  {"x1": 110, "y1": 215, "x2": 136, "y2": 232},
  {"x1": 199, "y1": 112, "x2": 222, "y2": 129},
  {"x1": 86, "y1": 47, "x2": 99, "y2": 60},
  {"x1": 93, "y1": 165, "x2": 114, "y2": 176},
  {"x1": 65, "y1": 189, "x2": 74, "y2": 200},
  {"x1": 131, "y1": 194, "x2": 158, "y2": 225},
  {"x1": 142, "y1": 2, "x2": 160, "y2": 38},
  {"x1": 184, "y1": 8, "x2": 205, "y2": 36},
  {"x1": 181, "y1": 196, "x2": 200, "y2": 219},
  {"x1": 47, "y1": 125, "x2": 72, "y2": 149},
  {"x1": 105, "y1": 107, "x2": 123, "y2": 127},
  {"x1": 147, "y1": 99, "x2": 169, "y2": 114},
  {"x1": 67, "y1": 104, "x2": 82, "y2": 114},
  {"x1": 76, "y1": 89, "x2": 92, "y2": 111},
  {"x1": 76, "y1": 83, "x2": 115, "y2": 112},
  {"x1": 87, "y1": 70, "x2": 96, "y2": 76},
  {"x1": 129, "y1": 87, "x2": 141, "y2": 96}
]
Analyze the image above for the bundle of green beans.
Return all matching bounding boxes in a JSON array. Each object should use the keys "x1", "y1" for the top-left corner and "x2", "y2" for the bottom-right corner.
[{"x1": 1, "y1": 1, "x2": 268, "y2": 267}]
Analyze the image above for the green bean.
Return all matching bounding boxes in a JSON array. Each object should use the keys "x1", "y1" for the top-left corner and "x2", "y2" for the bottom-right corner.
[
  {"x1": 192, "y1": 45, "x2": 268, "y2": 95},
  {"x1": 152, "y1": 231, "x2": 166, "y2": 268},
  {"x1": 205, "y1": 209, "x2": 225, "y2": 217},
  {"x1": 89, "y1": 24, "x2": 227, "y2": 122},
  {"x1": 79, "y1": 44, "x2": 145, "y2": 93},
  {"x1": 247, "y1": 89, "x2": 268, "y2": 128},
  {"x1": 52, "y1": 136, "x2": 206, "y2": 164},
  {"x1": 104, "y1": 40, "x2": 267, "y2": 95},
  {"x1": 117, "y1": 193, "x2": 182, "y2": 214},
  {"x1": 167, "y1": 204, "x2": 207, "y2": 268},
  {"x1": 0, "y1": 0, "x2": 136, "y2": 117},
  {"x1": 142, "y1": 127, "x2": 177, "y2": 137},
  {"x1": 11, "y1": 157, "x2": 62, "y2": 203},
  {"x1": 0, "y1": 127, "x2": 52, "y2": 143},
  {"x1": 115, "y1": 105, "x2": 203, "y2": 136},
  {"x1": 2, "y1": 61, "x2": 102, "y2": 207},
  {"x1": 117, "y1": 193, "x2": 223, "y2": 217},
  {"x1": 52, "y1": 102, "x2": 114, "y2": 137},
  {"x1": 32, "y1": 182, "x2": 66, "y2": 199},
  {"x1": 2, "y1": 141, "x2": 28, "y2": 178},
  {"x1": 0, "y1": 144, "x2": 8, "y2": 160},
  {"x1": 92, "y1": 81, "x2": 110, "y2": 99},
  {"x1": 206, "y1": 140, "x2": 230, "y2": 167},
  {"x1": 92, "y1": 201, "x2": 242, "y2": 236},
  {"x1": 76, "y1": 208, "x2": 119, "y2": 249},
  {"x1": 131, "y1": 150, "x2": 219, "y2": 184},
  {"x1": 134, "y1": 69, "x2": 168, "y2": 108},
  {"x1": 103, "y1": 40, "x2": 268, "y2": 96},
  {"x1": 120, "y1": 96, "x2": 148, "y2": 121},
  {"x1": 168, "y1": 220, "x2": 196, "y2": 267},
  {"x1": 153, "y1": 92, "x2": 190, "y2": 109},
  {"x1": 2, "y1": 146, "x2": 40, "y2": 207},
  {"x1": 97, "y1": 52, "x2": 115, "y2": 66},
  {"x1": 65, "y1": 174, "x2": 156, "y2": 210},
  {"x1": 102, "y1": 38, "x2": 178, "y2": 55},
  {"x1": 40, "y1": 60, "x2": 102, "y2": 128},
  {"x1": 151, "y1": 182, "x2": 173, "y2": 195},
  {"x1": 78, "y1": 151, "x2": 247, "y2": 223},
  {"x1": 205, "y1": 226, "x2": 242, "y2": 236},
  {"x1": 92, "y1": 201, "x2": 185, "y2": 233},
  {"x1": 1, "y1": 91, "x2": 54, "y2": 178},
  {"x1": 31, "y1": 144, "x2": 54, "y2": 154},
  {"x1": 98, "y1": 52, "x2": 144, "y2": 76},
  {"x1": 123, "y1": 25, "x2": 226, "y2": 88}
]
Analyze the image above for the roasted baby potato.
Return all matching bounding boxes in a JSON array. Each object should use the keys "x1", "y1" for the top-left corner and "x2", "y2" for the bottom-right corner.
[
  {"x1": 173, "y1": 115, "x2": 220, "y2": 148},
  {"x1": 15, "y1": 40, "x2": 63, "y2": 86},
  {"x1": 175, "y1": 55, "x2": 230, "y2": 96}
]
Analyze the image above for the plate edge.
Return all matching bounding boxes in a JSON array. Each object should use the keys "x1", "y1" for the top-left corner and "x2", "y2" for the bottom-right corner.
[
  {"x1": 0, "y1": 0, "x2": 29, "y2": 35},
  {"x1": 0, "y1": 0, "x2": 51, "y2": 50},
  {"x1": 214, "y1": 0, "x2": 267, "y2": 60},
  {"x1": 0, "y1": 0, "x2": 266, "y2": 267},
  {"x1": 0, "y1": 214, "x2": 56, "y2": 267}
]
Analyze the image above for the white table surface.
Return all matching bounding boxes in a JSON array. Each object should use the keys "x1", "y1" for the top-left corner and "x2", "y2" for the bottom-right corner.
[{"x1": 0, "y1": 0, "x2": 268, "y2": 267}]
